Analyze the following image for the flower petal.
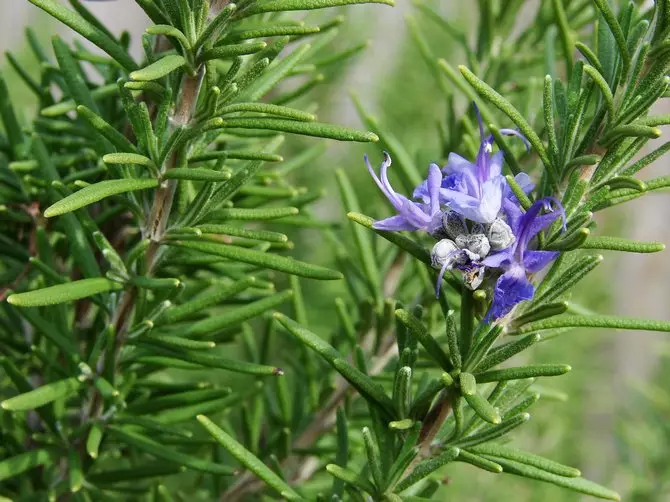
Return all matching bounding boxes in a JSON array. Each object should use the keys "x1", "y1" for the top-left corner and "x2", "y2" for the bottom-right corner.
[
  {"x1": 485, "y1": 267, "x2": 534, "y2": 322},
  {"x1": 443, "y1": 153, "x2": 475, "y2": 174},
  {"x1": 523, "y1": 250, "x2": 559, "y2": 273},
  {"x1": 481, "y1": 249, "x2": 514, "y2": 268},
  {"x1": 372, "y1": 215, "x2": 419, "y2": 231}
]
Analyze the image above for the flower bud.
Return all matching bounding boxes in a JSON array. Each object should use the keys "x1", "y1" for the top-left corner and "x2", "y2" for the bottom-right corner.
[
  {"x1": 455, "y1": 233, "x2": 491, "y2": 259},
  {"x1": 430, "y1": 238, "x2": 458, "y2": 270},
  {"x1": 442, "y1": 211, "x2": 468, "y2": 240},
  {"x1": 487, "y1": 218, "x2": 515, "y2": 251}
]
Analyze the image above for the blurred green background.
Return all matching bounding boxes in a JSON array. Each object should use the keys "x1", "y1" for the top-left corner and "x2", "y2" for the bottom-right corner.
[{"x1": 2, "y1": 1, "x2": 669, "y2": 500}]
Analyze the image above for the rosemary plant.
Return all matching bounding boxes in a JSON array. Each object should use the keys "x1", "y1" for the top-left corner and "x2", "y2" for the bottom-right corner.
[{"x1": 0, "y1": 0, "x2": 669, "y2": 501}]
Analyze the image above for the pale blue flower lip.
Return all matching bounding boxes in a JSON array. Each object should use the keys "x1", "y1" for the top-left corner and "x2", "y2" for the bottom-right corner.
[{"x1": 365, "y1": 152, "x2": 443, "y2": 233}]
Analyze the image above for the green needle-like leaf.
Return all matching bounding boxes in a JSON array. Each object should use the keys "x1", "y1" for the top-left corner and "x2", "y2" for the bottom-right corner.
[
  {"x1": 130, "y1": 55, "x2": 186, "y2": 81},
  {"x1": 0, "y1": 450, "x2": 52, "y2": 482},
  {"x1": 487, "y1": 455, "x2": 620, "y2": 500},
  {"x1": 7, "y1": 278, "x2": 123, "y2": 307},
  {"x1": 470, "y1": 444, "x2": 580, "y2": 478},
  {"x1": 44, "y1": 179, "x2": 158, "y2": 217},
  {"x1": 581, "y1": 236, "x2": 665, "y2": 253},
  {"x1": 219, "y1": 118, "x2": 378, "y2": 142},
  {"x1": 325, "y1": 464, "x2": 377, "y2": 495},
  {"x1": 170, "y1": 240, "x2": 342, "y2": 280},
  {"x1": 243, "y1": 0, "x2": 394, "y2": 16},
  {"x1": 474, "y1": 364, "x2": 572, "y2": 383},
  {"x1": 197, "y1": 415, "x2": 302, "y2": 501},
  {"x1": 518, "y1": 315, "x2": 670, "y2": 333},
  {"x1": 103, "y1": 153, "x2": 156, "y2": 170},
  {"x1": 459, "y1": 66, "x2": 553, "y2": 178},
  {"x1": 27, "y1": 0, "x2": 137, "y2": 71},
  {"x1": 164, "y1": 168, "x2": 232, "y2": 182},
  {"x1": 591, "y1": 0, "x2": 630, "y2": 77},
  {"x1": 396, "y1": 309, "x2": 452, "y2": 371},
  {"x1": 1, "y1": 377, "x2": 82, "y2": 411},
  {"x1": 274, "y1": 313, "x2": 396, "y2": 417},
  {"x1": 107, "y1": 426, "x2": 235, "y2": 475}
]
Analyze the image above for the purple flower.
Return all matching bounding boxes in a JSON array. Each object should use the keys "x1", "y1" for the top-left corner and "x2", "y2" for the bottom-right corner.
[
  {"x1": 366, "y1": 152, "x2": 443, "y2": 233},
  {"x1": 482, "y1": 197, "x2": 566, "y2": 322},
  {"x1": 416, "y1": 104, "x2": 530, "y2": 224}
]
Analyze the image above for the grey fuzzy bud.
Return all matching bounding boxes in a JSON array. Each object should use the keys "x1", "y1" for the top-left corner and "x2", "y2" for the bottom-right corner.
[
  {"x1": 455, "y1": 233, "x2": 491, "y2": 259},
  {"x1": 442, "y1": 211, "x2": 468, "y2": 240},
  {"x1": 487, "y1": 218, "x2": 515, "y2": 251},
  {"x1": 431, "y1": 239, "x2": 458, "y2": 270}
]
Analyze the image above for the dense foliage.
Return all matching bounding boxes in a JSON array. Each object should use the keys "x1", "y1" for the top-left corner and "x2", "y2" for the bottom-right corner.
[{"x1": 0, "y1": 1, "x2": 669, "y2": 501}]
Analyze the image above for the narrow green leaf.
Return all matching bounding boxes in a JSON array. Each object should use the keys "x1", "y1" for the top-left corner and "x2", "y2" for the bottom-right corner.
[
  {"x1": 362, "y1": 427, "x2": 384, "y2": 489},
  {"x1": 459, "y1": 66, "x2": 553, "y2": 176},
  {"x1": 393, "y1": 366, "x2": 412, "y2": 419},
  {"x1": 41, "y1": 82, "x2": 118, "y2": 117},
  {"x1": 581, "y1": 236, "x2": 665, "y2": 253},
  {"x1": 77, "y1": 105, "x2": 139, "y2": 153},
  {"x1": 170, "y1": 240, "x2": 342, "y2": 280},
  {"x1": 592, "y1": 0, "x2": 630, "y2": 76},
  {"x1": 476, "y1": 334, "x2": 542, "y2": 373},
  {"x1": 219, "y1": 118, "x2": 378, "y2": 142},
  {"x1": 187, "y1": 291, "x2": 294, "y2": 337},
  {"x1": 146, "y1": 25, "x2": 190, "y2": 50},
  {"x1": 7, "y1": 278, "x2": 123, "y2": 307},
  {"x1": 44, "y1": 179, "x2": 158, "y2": 217},
  {"x1": 352, "y1": 95, "x2": 423, "y2": 189},
  {"x1": 470, "y1": 443, "x2": 580, "y2": 477},
  {"x1": 275, "y1": 313, "x2": 395, "y2": 416},
  {"x1": 87, "y1": 423, "x2": 103, "y2": 459},
  {"x1": 220, "y1": 103, "x2": 315, "y2": 121},
  {"x1": 197, "y1": 415, "x2": 302, "y2": 500},
  {"x1": 164, "y1": 168, "x2": 232, "y2": 182},
  {"x1": 0, "y1": 450, "x2": 52, "y2": 482},
  {"x1": 88, "y1": 462, "x2": 183, "y2": 483},
  {"x1": 206, "y1": 207, "x2": 298, "y2": 221},
  {"x1": 583, "y1": 64, "x2": 615, "y2": 120},
  {"x1": 325, "y1": 464, "x2": 376, "y2": 495},
  {"x1": 511, "y1": 302, "x2": 569, "y2": 328},
  {"x1": 155, "y1": 384, "x2": 262, "y2": 425},
  {"x1": 396, "y1": 447, "x2": 460, "y2": 492},
  {"x1": 487, "y1": 455, "x2": 619, "y2": 500},
  {"x1": 243, "y1": 0, "x2": 394, "y2": 16},
  {"x1": 2, "y1": 377, "x2": 82, "y2": 411},
  {"x1": 130, "y1": 55, "x2": 186, "y2": 81},
  {"x1": 456, "y1": 449, "x2": 503, "y2": 473},
  {"x1": 144, "y1": 344, "x2": 283, "y2": 376},
  {"x1": 347, "y1": 212, "x2": 431, "y2": 264},
  {"x1": 475, "y1": 364, "x2": 572, "y2": 383},
  {"x1": 197, "y1": 224, "x2": 287, "y2": 243},
  {"x1": 336, "y1": 169, "x2": 381, "y2": 298},
  {"x1": 504, "y1": 175, "x2": 532, "y2": 210},
  {"x1": 163, "y1": 277, "x2": 255, "y2": 324},
  {"x1": 236, "y1": 44, "x2": 312, "y2": 102},
  {"x1": 395, "y1": 309, "x2": 452, "y2": 371},
  {"x1": 226, "y1": 25, "x2": 321, "y2": 41},
  {"x1": 103, "y1": 153, "x2": 156, "y2": 169},
  {"x1": 107, "y1": 426, "x2": 234, "y2": 475},
  {"x1": 518, "y1": 315, "x2": 670, "y2": 334},
  {"x1": 200, "y1": 41, "x2": 268, "y2": 61},
  {"x1": 460, "y1": 372, "x2": 501, "y2": 424},
  {"x1": 27, "y1": 0, "x2": 137, "y2": 71},
  {"x1": 453, "y1": 413, "x2": 530, "y2": 449}
]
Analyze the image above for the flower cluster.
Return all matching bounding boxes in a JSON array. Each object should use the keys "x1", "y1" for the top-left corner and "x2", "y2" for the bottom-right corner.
[{"x1": 366, "y1": 105, "x2": 565, "y2": 321}]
